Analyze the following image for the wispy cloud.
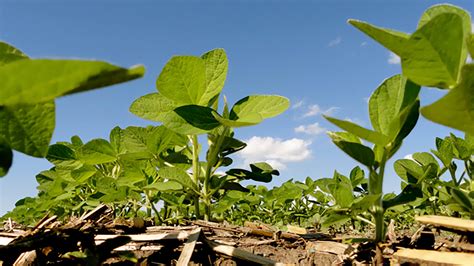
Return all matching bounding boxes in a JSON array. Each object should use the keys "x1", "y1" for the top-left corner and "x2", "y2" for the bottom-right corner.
[
  {"x1": 322, "y1": 107, "x2": 339, "y2": 116},
  {"x1": 302, "y1": 104, "x2": 321, "y2": 118},
  {"x1": 294, "y1": 122, "x2": 326, "y2": 136},
  {"x1": 239, "y1": 136, "x2": 312, "y2": 170},
  {"x1": 299, "y1": 104, "x2": 338, "y2": 118},
  {"x1": 388, "y1": 52, "x2": 401, "y2": 65},
  {"x1": 328, "y1": 37, "x2": 342, "y2": 47},
  {"x1": 292, "y1": 100, "x2": 304, "y2": 109},
  {"x1": 360, "y1": 41, "x2": 368, "y2": 47}
]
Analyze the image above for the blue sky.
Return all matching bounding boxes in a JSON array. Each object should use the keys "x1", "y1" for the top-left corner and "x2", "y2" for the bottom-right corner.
[{"x1": 0, "y1": 0, "x2": 472, "y2": 215}]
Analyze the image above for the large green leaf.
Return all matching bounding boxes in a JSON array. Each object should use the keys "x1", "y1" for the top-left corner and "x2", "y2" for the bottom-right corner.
[
  {"x1": 0, "y1": 41, "x2": 28, "y2": 66},
  {"x1": 80, "y1": 139, "x2": 117, "y2": 164},
  {"x1": 388, "y1": 100, "x2": 420, "y2": 142},
  {"x1": 0, "y1": 139, "x2": 12, "y2": 177},
  {"x1": 46, "y1": 144, "x2": 77, "y2": 163},
  {"x1": 157, "y1": 167, "x2": 198, "y2": 192},
  {"x1": 0, "y1": 60, "x2": 144, "y2": 106},
  {"x1": 129, "y1": 93, "x2": 176, "y2": 122},
  {"x1": 327, "y1": 131, "x2": 375, "y2": 167},
  {"x1": 404, "y1": 13, "x2": 466, "y2": 88},
  {"x1": 450, "y1": 188, "x2": 473, "y2": 212},
  {"x1": 0, "y1": 102, "x2": 55, "y2": 157},
  {"x1": 383, "y1": 184, "x2": 423, "y2": 209},
  {"x1": 348, "y1": 20, "x2": 410, "y2": 55},
  {"x1": 156, "y1": 56, "x2": 207, "y2": 105},
  {"x1": 230, "y1": 95, "x2": 290, "y2": 121},
  {"x1": 109, "y1": 126, "x2": 127, "y2": 155},
  {"x1": 324, "y1": 116, "x2": 390, "y2": 146},
  {"x1": 174, "y1": 105, "x2": 221, "y2": 130},
  {"x1": 201, "y1": 49, "x2": 228, "y2": 104},
  {"x1": 143, "y1": 181, "x2": 183, "y2": 191},
  {"x1": 369, "y1": 75, "x2": 420, "y2": 136},
  {"x1": 351, "y1": 5, "x2": 471, "y2": 88},
  {"x1": 421, "y1": 64, "x2": 474, "y2": 134},
  {"x1": 468, "y1": 34, "x2": 474, "y2": 58},
  {"x1": 328, "y1": 181, "x2": 353, "y2": 208},
  {"x1": 394, "y1": 159, "x2": 424, "y2": 183}
]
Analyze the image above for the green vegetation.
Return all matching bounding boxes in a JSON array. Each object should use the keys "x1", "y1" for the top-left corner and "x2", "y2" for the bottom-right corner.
[
  {"x1": 1, "y1": 3, "x2": 474, "y2": 259},
  {"x1": 0, "y1": 41, "x2": 144, "y2": 177}
]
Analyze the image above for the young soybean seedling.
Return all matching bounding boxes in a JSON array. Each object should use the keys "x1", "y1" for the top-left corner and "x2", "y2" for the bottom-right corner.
[
  {"x1": 348, "y1": 4, "x2": 473, "y2": 134},
  {"x1": 324, "y1": 74, "x2": 420, "y2": 243},
  {"x1": 130, "y1": 49, "x2": 289, "y2": 220}
]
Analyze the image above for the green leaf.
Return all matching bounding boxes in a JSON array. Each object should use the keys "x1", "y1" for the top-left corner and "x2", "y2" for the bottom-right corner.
[
  {"x1": 383, "y1": 184, "x2": 423, "y2": 209},
  {"x1": 405, "y1": 13, "x2": 466, "y2": 88},
  {"x1": 324, "y1": 116, "x2": 390, "y2": 146},
  {"x1": 421, "y1": 64, "x2": 474, "y2": 134},
  {"x1": 369, "y1": 75, "x2": 420, "y2": 136},
  {"x1": 389, "y1": 100, "x2": 420, "y2": 142},
  {"x1": 80, "y1": 139, "x2": 117, "y2": 164},
  {"x1": 143, "y1": 181, "x2": 183, "y2": 191},
  {"x1": 156, "y1": 56, "x2": 207, "y2": 105},
  {"x1": 47, "y1": 144, "x2": 76, "y2": 163},
  {"x1": 394, "y1": 159, "x2": 424, "y2": 183},
  {"x1": 417, "y1": 4, "x2": 471, "y2": 32},
  {"x1": 158, "y1": 167, "x2": 198, "y2": 192},
  {"x1": 451, "y1": 188, "x2": 473, "y2": 212},
  {"x1": 0, "y1": 41, "x2": 28, "y2": 66},
  {"x1": 147, "y1": 126, "x2": 186, "y2": 155},
  {"x1": 348, "y1": 19, "x2": 410, "y2": 55},
  {"x1": 0, "y1": 101, "x2": 55, "y2": 157},
  {"x1": 213, "y1": 112, "x2": 262, "y2": 127},
  {"x1": 412, "y1": 152, "x2": 439, "y2": 167},
  {"x1": 349, "y1": 166, "x2": 366, "y2": 188},
  {"x1": 468, "y1": 34, "x2": 474, "y2": 59},
  {"x1": 328, "y1": 179, "x2": 353, "y2": 208},
  {"x1": 174, "y1": 105, "x2": 221, "y2": 130},
  {"x1": 328, "y1": 131, "x2": 375, "y2": 167},
  {"x1": 201, "y1": 48, "x2": 228, "y2": 104},
  {"x1": 129, "y1": 93, "x2": 176, "y2": 122},
  {"x1": 0, "y1": 140, "x2": 12, "y2": 177},
  {"x1": 71, "y1": 166, "x2": 97, "y2": 183},
  {"x1": 230, "y1": 95, "x2": 290, "y2": 121},
  {"x1": 225, "y1": 163, "x2": 278, "y2": 183},
  {"x1": 109, "y1": 126, "x2": 126, "y2": 155},
  {"x1": 0, "y1": 60, "x2": 144, "y2": 105}
]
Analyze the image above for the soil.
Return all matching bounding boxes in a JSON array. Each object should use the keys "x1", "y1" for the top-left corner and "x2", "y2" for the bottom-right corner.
[{"x1": 0, "y1": 207, "x2": 473, "y2": 265}]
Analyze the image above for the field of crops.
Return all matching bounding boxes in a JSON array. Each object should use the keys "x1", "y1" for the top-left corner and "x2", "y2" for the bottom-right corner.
[{"x1": 0, "y1": 3, "x2": 474, "y2": 265}]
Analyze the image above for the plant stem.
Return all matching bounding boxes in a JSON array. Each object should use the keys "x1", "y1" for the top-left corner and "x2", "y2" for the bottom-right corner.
[
  {"x1": 202, "y1": 126, "x2": 229, "y2": 221},
  {"x1": 369, "y1": 149, "x2": 387, "y2": 243},
  {"x1": 190, "y1": 135, "x2": 201, "y2": 219}
]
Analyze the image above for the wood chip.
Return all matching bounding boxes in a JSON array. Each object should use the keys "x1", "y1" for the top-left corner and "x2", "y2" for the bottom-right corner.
[
  {"x1": 286, "y1": 225, "x2": 307, "y2": 235},
  {"x1": 95, "y1": 231, "x2": 190, "y2": 242},
  {"x1": 177, "y1": 228, "x2": 201, "y2": 266},
  {"x1": 203, "y1": 237, "x2": 278, "y2": 265},
  {"x1": 394, "y1": 248, "x2": 474, "y2": 265},
  {"x1": 416, "y1": 215, "x2": 474, "y2": 233},
  {"x1": 306, "y1": 241, "x2": 351, "y2": 255}
]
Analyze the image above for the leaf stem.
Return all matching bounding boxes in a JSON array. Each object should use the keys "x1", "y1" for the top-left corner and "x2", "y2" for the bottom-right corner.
[{"x1": 190, "y1": 135, "x2": 201, "y2": 219}]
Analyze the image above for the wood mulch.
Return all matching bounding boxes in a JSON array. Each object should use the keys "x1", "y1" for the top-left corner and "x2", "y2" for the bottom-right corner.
[{"x1": 0, "y1": 206, "x2": 473, "y2": 265}]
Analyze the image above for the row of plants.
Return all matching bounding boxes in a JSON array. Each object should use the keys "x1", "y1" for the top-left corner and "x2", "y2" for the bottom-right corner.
[{"x1": 1, "y1": 5, "x2": 473, "y2": 261}]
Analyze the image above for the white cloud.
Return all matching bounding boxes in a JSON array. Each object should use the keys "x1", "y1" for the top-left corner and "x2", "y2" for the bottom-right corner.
[
  {"x1": 292, "y1": 100, "x2": 304, "y2": 109},
  {"x1": 468, "y1": 55, "x2": 473, "y2": 63},
  {"x1": 360, "y1": 41, "x2": 368, "y2": 47},
  {"x1": 294, "y1": 123, "x2": 326, "y2": 136},
  {"x1": 328, "y1": 37, "x2": 342, "y2": 47},
  {"x1": 302, "y1": 104, "x2": 321, "y2": 118},
  {"x1": 388, "y1": 52, "x2": 401, "y2": 65},
  {"x1": 387, "y1": 52, "x2": 400, "y2": 65},
  {"x1": 239, "y1": 136, "x2": 312, "y2": 170}
]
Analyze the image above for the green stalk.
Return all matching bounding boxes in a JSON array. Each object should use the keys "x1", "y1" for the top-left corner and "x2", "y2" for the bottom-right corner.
[
  {"x1": 369, "y1": 150, "x2": 387, "y2": 243},
  {"x1": 190, "y1": 135, "x2": 201, "y2": 219},
  {"x1": 203, "y1": 127, "x2": 229, "y2": 221}
]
